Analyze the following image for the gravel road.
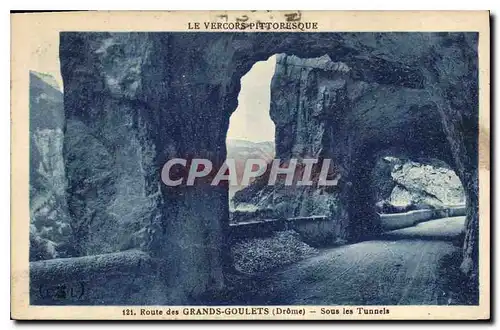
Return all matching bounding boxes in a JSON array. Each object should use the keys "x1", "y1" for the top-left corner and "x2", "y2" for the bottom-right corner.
[{"x1": 238, "y1": 216, "x2": 466, "y2": 305}]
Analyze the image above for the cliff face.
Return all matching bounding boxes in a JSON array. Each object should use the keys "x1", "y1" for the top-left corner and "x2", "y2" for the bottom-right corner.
[
  {"x1": 371, "y1": 156, "x2": 465, "y2": 212},
  {"x1": 29, "y1": 71, "x2": 72, "y2": 261},
  {"x1": 59, "y1": 32, "x2": 479, "y2": 302},
  {"x1": 271, "y1": 55, "x2": 352, "y2": 160}
]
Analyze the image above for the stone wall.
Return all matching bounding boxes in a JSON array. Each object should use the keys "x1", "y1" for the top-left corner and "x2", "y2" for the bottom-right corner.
[
  {"x1": 30, "y1": 251, "x2": 169, "y2": 305},
  {"x1": 380, "y1": 206, "x2": 466, "y2": 231}
]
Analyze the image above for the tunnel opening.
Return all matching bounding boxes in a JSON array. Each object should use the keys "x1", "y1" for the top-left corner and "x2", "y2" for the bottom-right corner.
[
  {"x1": 225, "y1": 54, "x2": 277, "y2": 212},
  {"x1": 226, "y1": 53, "x2": 347, "y2": 229},
  {"x1": 370, "y1": 153, "x2": 467, "y2": 233},
  {"x1": 225, "y1": 53, "x2": 348, "y2": 277}
]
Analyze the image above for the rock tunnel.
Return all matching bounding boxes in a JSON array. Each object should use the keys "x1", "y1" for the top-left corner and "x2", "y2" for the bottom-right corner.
[{"x1": 59, "y1": 32, "x2": 479, "y2": 301}]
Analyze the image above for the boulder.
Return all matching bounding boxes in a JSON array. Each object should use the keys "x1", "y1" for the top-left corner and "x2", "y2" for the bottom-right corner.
[{"x1": 372, "y1": 156, "x2": 465, "y2": 213}]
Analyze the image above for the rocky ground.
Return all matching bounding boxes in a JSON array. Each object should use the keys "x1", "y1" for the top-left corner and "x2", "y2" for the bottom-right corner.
[{"x1": 231, "y1": 230, "x2": 317, "y2": 274}]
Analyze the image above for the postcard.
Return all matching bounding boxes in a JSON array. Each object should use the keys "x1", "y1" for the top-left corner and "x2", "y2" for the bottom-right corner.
[{"x1": 10, "y1": 10, "x2": 490, "y2": 320}]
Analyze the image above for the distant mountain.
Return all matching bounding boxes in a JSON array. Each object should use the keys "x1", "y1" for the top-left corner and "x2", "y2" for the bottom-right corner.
[
  {"x1": 226, "y1": 138, "x2": 275, "y2": 204},
  {"x1": 226, "y1": 138, "x2": 274, "y2": 161}
]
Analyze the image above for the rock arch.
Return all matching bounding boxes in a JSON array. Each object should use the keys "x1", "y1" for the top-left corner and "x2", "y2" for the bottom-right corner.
[{"x1": 60, "y1": 31, "x2": 478, "y2": 302}]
